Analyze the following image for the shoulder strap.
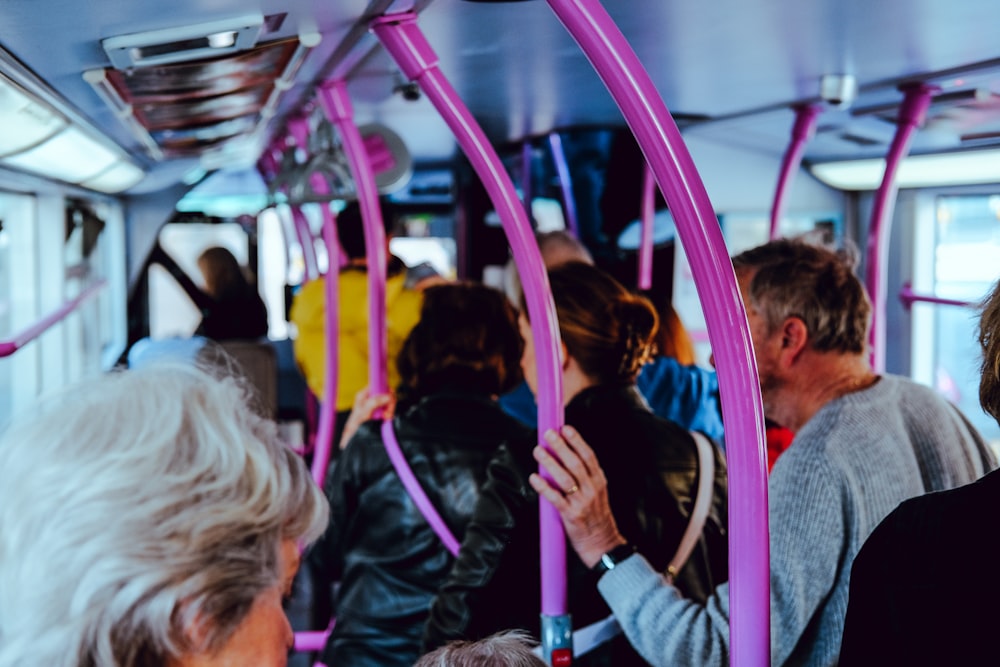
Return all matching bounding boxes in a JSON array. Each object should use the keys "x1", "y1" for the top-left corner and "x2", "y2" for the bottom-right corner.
[
  {"x1": 665, "y1": 430, "x2": 716, "y2": 583},
  {"x1": 380, "y1": 419, "x2": 461, "y2": 556}
]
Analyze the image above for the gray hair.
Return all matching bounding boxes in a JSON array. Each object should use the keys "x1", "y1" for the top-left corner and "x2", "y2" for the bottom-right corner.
[
  {"x1": 0, "y1": 364, "x2": 328, "y2": 667},
  {"x1": 415, "y1": 631, "x2": 548, "y2": 667},
  {"x1": 732, "y1": 238, "x2": 871, "y2": 354}
]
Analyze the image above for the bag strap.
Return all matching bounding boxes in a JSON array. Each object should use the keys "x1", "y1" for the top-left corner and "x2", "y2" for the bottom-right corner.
[
  {"x1": 665, "y1": 430, "x2": 716, "y2": 583},
  {"x1": 380, "y1": 419, "x2": 461, "y2": 556},
  {"x1": 572, "y1": 430, "x2": 717, "y2": 658}
]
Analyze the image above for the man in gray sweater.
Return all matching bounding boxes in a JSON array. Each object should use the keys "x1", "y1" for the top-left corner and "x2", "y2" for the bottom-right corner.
[{"x1": 529, "y1": 239, "x2": 996, "y2": 666}]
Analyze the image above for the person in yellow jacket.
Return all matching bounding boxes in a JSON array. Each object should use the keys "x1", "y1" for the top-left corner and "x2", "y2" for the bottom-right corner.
[{"x1": 290, "y1": 200, "x2": 425, "y2": 421}]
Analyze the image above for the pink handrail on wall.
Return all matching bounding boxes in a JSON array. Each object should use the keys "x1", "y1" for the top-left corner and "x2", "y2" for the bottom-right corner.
[
  {"x1": 0, "y1": 280, "x2": 107, "y2": 358},
  {"x1": 544, "y1": 0, "x2": 770, "y2": 664},
  {"x1": 371, "y1": 13, "x2": 569, "y2": 661},
  {"x1": 899, "y1": 282, "x2": 976, "y2": 309},
  {"x1": 769, "y1": 104, "x2": 822, "y2": 240},
  {"x1": 866, "y1": 83, "x2": 936, "y2": 372}
]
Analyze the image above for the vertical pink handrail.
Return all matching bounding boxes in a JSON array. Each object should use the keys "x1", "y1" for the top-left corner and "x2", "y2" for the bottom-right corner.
[
  {"x1": 769, "y1": 104, "x2": 822, "y2": 240},
  {"x1": 289, "y1": 116, "x2": 342, "y2": 488},
  {"x1": 548, "y1": 133, "x2": 580, "y2": 237},
  {"x1": 545, "y1": 0, "x2": 769, "y2": 664},
  {"x1": 0, "y1": 280, "x2": 106, "y2": 358},
  {"x1": 371, "y1": 13, "x2": 569, "y2": 661},
  {"x1": 638, "y1": 162, "x2": 655, "y2": 290},
  {"x1": 318, "y1": 79, "x2": 390, "y2": 403},
  {"x1": 522, "y1": 139, "x2": 534, "y2": 217},
  {"x1": 291, "y1": 207, "x2": 321, "y2": 282},
  {"x1": 866, "y1": 83, "x2": 935, "y2": 372}
]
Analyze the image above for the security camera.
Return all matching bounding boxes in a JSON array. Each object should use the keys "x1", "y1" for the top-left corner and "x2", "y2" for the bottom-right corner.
[
  {"x1": 395, "y1": 81, "x2": 421, "y2": 102},
  {"x1": 820, "y1": 74, "x2": 858, "y2": 109}
]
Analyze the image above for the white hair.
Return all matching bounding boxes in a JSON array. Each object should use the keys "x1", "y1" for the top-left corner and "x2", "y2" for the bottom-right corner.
[
  {"x1": 415, "y1": 631, "x2": 548, "y2": 667},
  {"x1": 0, "y1": 363, "x2": 328, "y2": 667}
]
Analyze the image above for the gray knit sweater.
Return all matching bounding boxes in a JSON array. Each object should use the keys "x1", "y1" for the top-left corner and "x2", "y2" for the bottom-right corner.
[{"x1": 598, "y1": 374, "x2": 995, "y2": 666}]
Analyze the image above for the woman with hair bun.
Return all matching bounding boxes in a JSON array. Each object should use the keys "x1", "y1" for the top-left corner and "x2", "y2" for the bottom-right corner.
[{"x1": 422, "y1": 262, "x2": 729, "y2": 666}]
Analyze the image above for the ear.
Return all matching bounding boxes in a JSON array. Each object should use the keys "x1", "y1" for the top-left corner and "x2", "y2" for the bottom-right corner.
[
  {"x1": 778, "y1": 317, "x2": 809, "y2": 365},
  {"x1": 560, "y1": 340, "x2": 569, "y2": 370}
]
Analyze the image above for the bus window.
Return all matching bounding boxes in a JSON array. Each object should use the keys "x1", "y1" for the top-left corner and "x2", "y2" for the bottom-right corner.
[
  {"x1": 913, "y1": 194, "x2": 1000, "y2": 449},
  {"x1": 0, "y1": 191, "x2": 39, "y2": 426}
]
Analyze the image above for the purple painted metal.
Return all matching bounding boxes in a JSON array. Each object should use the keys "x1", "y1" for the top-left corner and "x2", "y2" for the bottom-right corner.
[
  {"x1": 381, "y1": 419, "x2": 462, "y2": 555},
  {"x1": 638, "y1": 163, "x2": 655, "y2": 290},
  {"x1": 371, "y1": 12, "x2": 568, "y2": 627},
  {"x1": 770, "y1": 104, "x2": 822, "y2": 240},
  {"x1": 290, "y1": 207, "x2": 320, "y2": 281},
  {"x1": 294, "y1": 630, "x2": 329, "y2": 653},
  {"x1": 318, "y1": 79, "x2": 390, "y2": 401},
  {"x1": 899, "y1": 282, "x2": 976, "y2": 309},
  {"x1": 547, "y1": 133, "x2": 580, "y2": 237},
  {"x1": 288, "y1": 115, "x2": 341, "y2": 489},
  {"x1": 544, "y1": 0, "x2": 769, "y2": 664},
  {"x1": 865, "y1": 83, "x2": 936, "y2": 372},
  {"x1": 0, "y1": 280, "x2": 106, "y2": 358},
  {"x1": 521, "y1": 139, "x2": 534, "y2": 217}
]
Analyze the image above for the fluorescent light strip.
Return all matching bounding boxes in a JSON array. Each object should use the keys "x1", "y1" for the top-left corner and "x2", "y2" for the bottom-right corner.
[
  {"x1": 810, "y1": 148, "x2": 1000, "y2": 190},
  {"x1": 4, "y1": 125, "x2": 119, "y2": 184}
]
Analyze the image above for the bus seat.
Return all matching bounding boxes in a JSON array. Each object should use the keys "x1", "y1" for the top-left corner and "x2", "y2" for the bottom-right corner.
[{"x1": 198, "y1": 340, "x2": 279, "y2": 421}]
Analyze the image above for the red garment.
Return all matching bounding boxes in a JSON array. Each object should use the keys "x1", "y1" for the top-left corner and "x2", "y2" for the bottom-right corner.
[{"x1": 766, "y1": 423, "x2": 795, "y2": 472}]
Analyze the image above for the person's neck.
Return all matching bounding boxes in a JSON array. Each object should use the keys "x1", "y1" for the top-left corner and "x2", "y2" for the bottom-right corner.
[
  {"x1": 772, "y1": 353, "x2": 878, "y2": 431},
  {"x1": 561, "y1": 360, "x2": 597, "y2": 407}
]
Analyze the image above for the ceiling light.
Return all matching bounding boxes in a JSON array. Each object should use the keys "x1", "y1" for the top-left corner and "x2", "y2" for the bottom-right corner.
[
  {"x1": 4, "y1": 125, "x2": 119, "y2": 183},
  {"x1": 0, "y1": 74, "x2": 67, "y2": 157},
  {"x1": 810, "y1": 148, "x2": 1000, "y2": 190}
]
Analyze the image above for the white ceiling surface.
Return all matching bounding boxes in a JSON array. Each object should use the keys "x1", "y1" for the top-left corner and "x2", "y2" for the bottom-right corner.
[{"x1": 2, "y1": 0, "x2": 1000, "y2": 194}]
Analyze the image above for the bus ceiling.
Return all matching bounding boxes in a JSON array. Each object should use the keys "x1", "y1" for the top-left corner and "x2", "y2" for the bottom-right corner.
[{"x1": 2, "y1": 0, "x2": 1000, "y2": 197}]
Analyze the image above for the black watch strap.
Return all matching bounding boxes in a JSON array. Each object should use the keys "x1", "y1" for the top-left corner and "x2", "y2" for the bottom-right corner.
[{"x1": 592, "y1": 543, "x2": 636, "y2": 575}]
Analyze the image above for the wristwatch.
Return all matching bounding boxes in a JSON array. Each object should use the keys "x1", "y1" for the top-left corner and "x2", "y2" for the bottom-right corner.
[{"x1": 591, "y1": 543, "x2": 636, "y2": 575}]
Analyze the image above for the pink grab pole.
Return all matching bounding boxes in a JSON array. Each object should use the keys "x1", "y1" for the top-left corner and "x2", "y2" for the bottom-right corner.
[
  {"x1": 544, "y1": 0, "x2": 769, "y2": 664},
  {"x1": 548, "y1": 133, "x2": 580, "y2": 238},
  {"x1": 318, "y1": 79, "x2": 390, "y2": 402},
  {"x1": 288, "y1": 116, "x2": 342, "y2": 489},
  {"x1": 899, "y1": 282, "x2": 975, "y2": 310},
  {"x1": 769, "y1": 105, "x2": 822, "y2": 240},
  {"x1": 371, "y1": 13, "x2": 569, "y2": 662},
  {"x1": 0, "y1": 280, "x2": 106, "y2": 358},
  {"x1": 638, "y1": 163, "x2": 655, "y2": 290},
  {"x1": 865, "y1": 83, "x2": 935, "y2": 372}
]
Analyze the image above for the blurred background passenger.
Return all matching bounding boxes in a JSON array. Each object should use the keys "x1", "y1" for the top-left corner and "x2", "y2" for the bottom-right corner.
[
  {"x1": 423, "y1": 262, "x2": 728, "y2": 666},
  {"x1": 194, "y1": 246, "x2": 269, "y2": 340},
  {"x1": 289, "y1": 198, "x2": 424, "y2": 449},
  {"x1": 307, "y1": 283, "x2": 531, "y2": 667},
  {"x1": 839, "y1": 278, "x2": 1000, "y2": 666},
  {"x1": 0, "y1": 364, "x2": 328, "y2": 667},
  {"x1": 501, "y1": 230, "x2": 724, "y2": 442},
  {"x1": 414, "y1": 631, "x2": 547, "y2": 667}
]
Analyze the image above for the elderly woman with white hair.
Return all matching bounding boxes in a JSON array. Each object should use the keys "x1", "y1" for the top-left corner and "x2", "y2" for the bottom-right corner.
[{"x1": 0, "y1": 364, "x2": 329, "y2": 667}]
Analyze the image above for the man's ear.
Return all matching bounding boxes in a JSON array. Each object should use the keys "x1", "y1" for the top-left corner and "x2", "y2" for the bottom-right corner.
[
  {"x1": 779, "y1": 317, "x2": 809, "y2": 364},
  {"x1": 560, "y1": 341, "x2": 569, "y2": 370}
]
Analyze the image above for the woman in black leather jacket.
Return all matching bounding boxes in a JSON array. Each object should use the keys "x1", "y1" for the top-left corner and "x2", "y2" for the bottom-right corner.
[
  {"x1": 422, "y1": 262, "x2": 729, "y2": 666},
  {"x1": 307, "y1": 283, "x2": 533, "y2": 667}
]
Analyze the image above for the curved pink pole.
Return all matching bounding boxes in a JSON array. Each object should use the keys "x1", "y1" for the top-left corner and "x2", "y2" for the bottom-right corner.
[
  {"x1": 770, "y1": 105, "x2": 822, "y2": 240},
  {"x1": 866, "y1": 84, "x2": 935, "y2": 372},
  {"x1": 291, "y1": 207, "x2": 320, "y2": 281},
  {"x1": 0, "y1": 280, "x2": 106, "y2": 358},
  {"x1": 548, "y1": 133, "x2": 580, "y2": 237},
  {"x1": 371, "y1": 12, "x2": 568, "y2": 652},
  {"x1": 545, "y1": 0, "x2": 769, "y2": 664},
  {"x1": 318, "y1": 80, "x2": 390, "y2": 401},
  {"x1": 288, "y1": 116, "x2": 341, "y2": 488},
  {"x1": 638, "y1": 162, "x2": 655, "y2": 290}
]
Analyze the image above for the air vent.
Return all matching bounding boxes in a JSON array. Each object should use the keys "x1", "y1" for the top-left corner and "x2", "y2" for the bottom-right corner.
[{"x1": 102, "y1": 14, "x2": 263, "y2": 69}]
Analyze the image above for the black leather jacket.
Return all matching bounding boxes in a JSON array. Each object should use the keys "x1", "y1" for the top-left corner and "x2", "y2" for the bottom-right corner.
[
  {"x1": 307, "y1": 391, "x2": 533, "y2": 667},
  {"x1": 422, "y1": 384, "x2": 728, "y2": 665}
]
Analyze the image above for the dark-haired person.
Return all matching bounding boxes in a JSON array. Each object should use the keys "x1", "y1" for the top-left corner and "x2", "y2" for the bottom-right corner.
[
  {"x1": 423, "y1": 262, "x2": 729, "y2": 666},
  {"x1": 839, "y1": 277, "x2": 1000, "y2": 666},
  {"x1": 289, "y1": 199, "x2": 424, "y2": 446},
  {"x1": 195, "y1": 246, "x2": 269, "y2": 340},
  {"x1": 528, "y1": 240, "x2": 996, "y2": 667},
  {"x1": 307, "y1": 283, "x2": 532, "y2": 667}
]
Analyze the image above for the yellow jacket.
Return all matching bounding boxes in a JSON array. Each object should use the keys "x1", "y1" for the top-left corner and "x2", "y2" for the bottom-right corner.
[{"x1": 290, "y1": 267, "x2": 422, "y2": 411}]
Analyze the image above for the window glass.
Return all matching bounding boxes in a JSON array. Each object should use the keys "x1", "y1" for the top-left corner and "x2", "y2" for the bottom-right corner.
[
  {"x1": 0, "y1": 192, "x2": 39, "y2": 426},
  {"x1": 926, "y1": 195, "x2": 1000, "y2": 446}
]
